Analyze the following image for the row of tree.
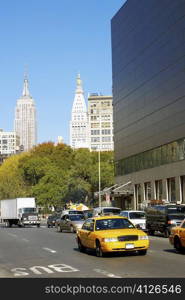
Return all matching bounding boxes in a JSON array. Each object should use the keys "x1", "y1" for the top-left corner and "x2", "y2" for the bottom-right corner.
[{"x1": 0, "y1": 142, "x2": 114, "y2": 211}]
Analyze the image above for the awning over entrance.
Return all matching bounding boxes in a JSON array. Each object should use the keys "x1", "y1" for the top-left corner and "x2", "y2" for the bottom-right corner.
[{"x1": 112, "y1": 181, "x2": 134, "y2": 196}]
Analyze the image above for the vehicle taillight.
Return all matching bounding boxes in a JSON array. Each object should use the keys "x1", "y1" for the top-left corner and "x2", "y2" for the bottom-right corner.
[{"x1": 168, "y1": 220, "x2": 176, "y2": 225}]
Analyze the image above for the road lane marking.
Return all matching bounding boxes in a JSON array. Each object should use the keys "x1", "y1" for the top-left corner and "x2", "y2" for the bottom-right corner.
[
  {"x1": 7, "y1": 233, "x2": 17, "y2": 238},
  {"x1": 43, "y1": 247, "x2": 57, "y2": 253},
  {"x1": 11, "y1": 264, "x2": 79, "y2": 277},
  {"x1": 93, "y1": 268, "x2": 122, "y2": 278},
  {"x1": 22, "y1": 238, "x2": 29, "y2": 242}
]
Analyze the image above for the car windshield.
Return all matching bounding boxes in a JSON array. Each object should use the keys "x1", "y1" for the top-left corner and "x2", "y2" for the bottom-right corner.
[
  {"x1": 129, "y1": 212, "x2": 146, "y2": 219},
  {"x1": 22, "y1": 208, "x2": 36, "y2": 213},
  {"x1": 120, "y1": 212, "x2": 128, "y2": 217},
  {"x1": 167, "y1": 207, "x2": 185, "y2": 214},
  {"x1": 68, "y1": 211, "x2": 83, "y2": 215},
  {"x1": 95, "y1": 218, "x2": 135, "y2": 231},
  {"x1": 103, "y1": 208, "x2": 121, "y2": 215},
  {"x1": 168, "y1": 215, "x2": 184, "y2": 220},
  {"x1": 84, "y1": 212, "x2": 93, "y2": 218},
  {"x1": 69, "y1": 215, "x2": 84, "y2": 221}
]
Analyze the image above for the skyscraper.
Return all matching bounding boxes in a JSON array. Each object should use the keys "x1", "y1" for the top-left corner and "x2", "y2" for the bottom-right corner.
[
  {"x1": 70, "y1": 74, "x2": 89, "y2": 149},
  {"x1": 14, "y1": 75, "x2": 37, "y2": 151},
  {"x1": 111, "y1": 0, "x2": 185, "y2": 209}
]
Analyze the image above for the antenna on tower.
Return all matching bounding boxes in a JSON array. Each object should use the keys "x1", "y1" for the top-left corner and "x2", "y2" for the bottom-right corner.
[
  {"x1": 24, "y1": 64, "x2": 28, "y2": 80},
  {"x1": 22, "y1": 64, "x2": 30, "y2": 97}
]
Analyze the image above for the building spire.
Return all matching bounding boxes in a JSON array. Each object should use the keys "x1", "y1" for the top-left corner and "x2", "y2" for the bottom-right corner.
[
  {"x1": 22, "y1": 68, "x2": 30, "y2": 97},
  {"x1": 76, "y1": 73, "x2": 83, "y2": 94}
]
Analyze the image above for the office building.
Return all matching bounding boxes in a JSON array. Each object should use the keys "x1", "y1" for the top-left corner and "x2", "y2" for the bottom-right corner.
[
  {"x1": 111, "y1": 0, "x2": 185, "y2": 209},
  {"x1": 88, "y1": 93, "x2": 114, "y2": 151},
  {"x1": 14, "y1": 75, "x2": 37, "y2": 152},
  {"x1": 0, "y1": 129, "x2": 20, "y2": 163},
  {"x1": 70, "y1": 74, "x2": 89, "y2": 149}
]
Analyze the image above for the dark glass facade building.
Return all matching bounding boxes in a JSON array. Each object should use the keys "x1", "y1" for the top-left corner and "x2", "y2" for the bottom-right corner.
[{"x1": 111, "y1": 0, "x2": 185, "y2": 209}]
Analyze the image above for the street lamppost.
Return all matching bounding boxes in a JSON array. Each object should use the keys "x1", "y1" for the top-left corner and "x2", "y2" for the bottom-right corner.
[{"x1": 98, "y1": 148, "x2": 101, "y2": 207}]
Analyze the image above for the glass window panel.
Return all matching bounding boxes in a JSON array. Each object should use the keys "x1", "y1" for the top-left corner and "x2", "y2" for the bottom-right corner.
[{"x1": 116, "y1": 138, "x2": 185, "y2": 176}]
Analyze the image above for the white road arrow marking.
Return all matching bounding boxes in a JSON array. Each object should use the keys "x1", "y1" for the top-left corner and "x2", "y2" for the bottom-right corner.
[
  {"x1": 93, "y1": 268, "x2": 122, "y2": 278},
  {"x1": 43, "y1": 247, "x2": 57, "y2": 253}
]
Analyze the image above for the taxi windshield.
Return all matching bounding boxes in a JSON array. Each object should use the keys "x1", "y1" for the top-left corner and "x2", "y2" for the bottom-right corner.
[{"x1": 95, "y1": 218, "x2": 134, "y2": 231}]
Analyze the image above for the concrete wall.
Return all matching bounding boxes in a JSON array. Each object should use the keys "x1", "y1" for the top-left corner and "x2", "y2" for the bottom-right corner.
[{"x1": 115, "y1": 160, "x2": 185, "y2": 208}]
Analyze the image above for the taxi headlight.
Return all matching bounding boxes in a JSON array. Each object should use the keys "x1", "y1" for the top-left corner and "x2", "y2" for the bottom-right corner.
[
  {"x1": 103, "y1": 237, "x2": 118, "y2": 242},
  {"x1": 138, "y1": 235, "x2": 148, "y2": 240}
]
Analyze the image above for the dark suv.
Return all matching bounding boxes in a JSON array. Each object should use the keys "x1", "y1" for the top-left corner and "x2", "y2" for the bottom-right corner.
[
  {"x1": 146, "y1": 204, "x2": 185, "y2": 237},
  {"x1": 47, "y1": 214, "x2": 58, "y2": 228}
]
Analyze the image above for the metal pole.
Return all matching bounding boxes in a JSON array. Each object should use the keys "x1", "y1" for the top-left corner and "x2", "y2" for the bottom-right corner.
[{"x1": 98, "y1": 149, "x2": 101, "y2": 207}]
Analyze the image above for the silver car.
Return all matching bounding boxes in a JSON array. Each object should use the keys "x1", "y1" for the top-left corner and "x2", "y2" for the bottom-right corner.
[{"x1": 57, "y1": 214, "x2": 85, "y2": 233}]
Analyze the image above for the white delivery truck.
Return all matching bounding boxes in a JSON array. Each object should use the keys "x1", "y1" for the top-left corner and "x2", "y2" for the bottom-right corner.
[{"x1": 0, "y1": 198, "x2": 40, "y2": 227}]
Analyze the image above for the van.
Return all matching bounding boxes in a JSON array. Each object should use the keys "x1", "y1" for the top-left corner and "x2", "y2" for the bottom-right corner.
[
  {"x1": 120, "y1": 210, "x2": 146, "y2": 231},
  {"x1": 93, "y1": 206, "x2": 121, "y2": 217},
  {"x1": 146, "y1": 204, "x2": 185, "y2": 237}
]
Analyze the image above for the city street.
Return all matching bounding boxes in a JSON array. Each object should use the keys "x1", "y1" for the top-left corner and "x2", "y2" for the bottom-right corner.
[{"x1": 0, "y1": 222, "x2": 184, "y2": 278}]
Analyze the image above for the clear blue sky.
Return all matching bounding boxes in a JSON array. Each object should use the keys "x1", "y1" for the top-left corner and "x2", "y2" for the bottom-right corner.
[{"x1": 0, "y1": 0, "x2": 126, "y2": 144}]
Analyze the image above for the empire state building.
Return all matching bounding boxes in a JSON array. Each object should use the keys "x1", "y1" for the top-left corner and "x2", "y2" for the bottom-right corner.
[{"x1": 14, "y1": 75, "x2": 37, "y2": 151}]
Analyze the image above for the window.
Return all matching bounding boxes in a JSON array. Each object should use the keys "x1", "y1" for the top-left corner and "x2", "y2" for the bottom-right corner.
[
  {"x1": 120, "y1": 211, "x2": 128, "y2": 217},
  {"x1": 91, "y1": 130, "x2": 100, "y2": 135},
  {"x1": 91, "y1": 123, "x2": 100, "y2": 128},
  {"x1": 101, "y1": 115, "x2": 110, "y2": 121},
  {"x1": 155, "y1": 180, "x2": 163, "y2": 200},
  {"x1": 144, "y1": 182, "x2": 151, "y2": 201},
  {"x1": 181, "y1": 221, "x2": 185, "y2": 228},
  {"x1": 180, "y1": 175, "x2": 185, "y2": 203},
  {"x1": 68, "y1": 215, "x2": 84, "y2": 221},
  {"x1": 129, "y1": 212, "x2": 145, "y2": 219},
  {"x1": 115, "y1": 138, "x2": 185, "y2": 176},
  {"x1": 101, "y1": 122, "x2": 110, "y2": 128},
  {"x1": 167, "y1": 177, "x2": 176, "y2": 203},
  {"x1": 91, "y1": 137, "x2": 100, "y2": 142},
  {"x1": 102, "y1": 136, "x2": 111, "y2": 142},
  {"x1": 95, "y1": 218, "x2": 134, "y2": 231},
  {"x1": 135, "y1": 184, "x2": 142, "y2": 208},
  {"x1": 82, "y1": 219, "x2": 94, "y2": 231},
  {"x1": 102, "y1": 129, "x2": 111, "y2": 135}
]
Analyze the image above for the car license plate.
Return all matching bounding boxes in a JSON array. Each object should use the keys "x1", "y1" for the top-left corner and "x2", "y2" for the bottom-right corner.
[{"x1": 125, "y1": 243, "x2": 134, "y2": 249}]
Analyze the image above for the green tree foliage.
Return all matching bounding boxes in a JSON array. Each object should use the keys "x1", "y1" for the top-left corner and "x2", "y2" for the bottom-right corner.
[
  {"x1": 19, "y1": 155, "x2": 52, "y2": 186},
  {"x1": 90, "y1": 151, "x2": 114, "y2": 190},
  {"x1": 32, "y1": 166, "x2": 69, "y2": 209},
  {"x1": 0, "y1": 153, "x2": 29, "y2": 199},
  {"x1": 0, "y1": 142, "x2": 114, "y2": 208}
]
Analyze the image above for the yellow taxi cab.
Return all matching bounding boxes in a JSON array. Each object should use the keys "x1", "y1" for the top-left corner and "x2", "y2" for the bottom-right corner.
[
  {"x1": 76, "y1": 216, "x2": 149, "y2": 257},
  {"x1": 169, "y1": 219, "x2": 185, "y2": 252}
]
